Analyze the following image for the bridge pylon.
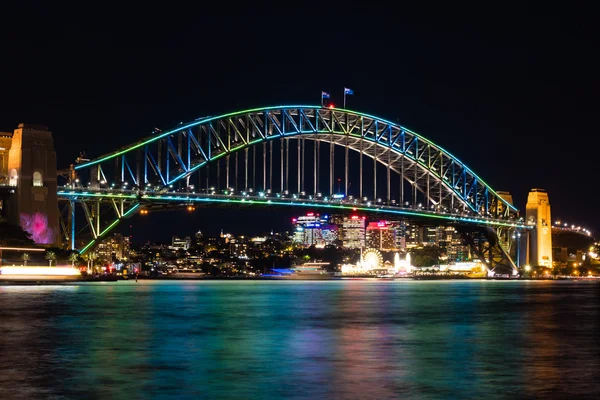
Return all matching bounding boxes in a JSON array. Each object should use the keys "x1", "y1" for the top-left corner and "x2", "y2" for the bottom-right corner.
[
  {"x1": 525, "y1": 188, "x2": 553, "y2": 268},
  {"x1": 457, "y1": 226, "x2": 519, "y2": 276},
  {"x1": 4, "y1": 124, "x2": 60, "y2": 246}
]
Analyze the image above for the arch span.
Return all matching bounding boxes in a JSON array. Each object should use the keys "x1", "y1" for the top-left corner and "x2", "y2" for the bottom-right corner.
[{"x1": 72, "y1": 106, "x2": 517, "y2": 219}]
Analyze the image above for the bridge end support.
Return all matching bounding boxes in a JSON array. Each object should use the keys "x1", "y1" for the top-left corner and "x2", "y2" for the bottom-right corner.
[
  {"x1": 458, "y1": 226, "x2": 519, "y2": 277},
  {"x1": 526, "y1": 188, "x2": 553, "y2": 268},
  {"x1": 6, "y1": 124, "x2": 60, "y2": 246}
]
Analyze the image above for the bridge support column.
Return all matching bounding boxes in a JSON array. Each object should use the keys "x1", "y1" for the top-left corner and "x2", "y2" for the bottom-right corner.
[
  {"x1": 525, "y1": 188, "x2": 553, "y2": 268},
  {"x1": 458, "y1": 226, "x2": 519, "y2": 276},
  {"x1": 7, "y1": 123, "x2": 60, "y2": 246},
  {"x1": 70, "y1": 199, "x2": 75, "y2": 250}
]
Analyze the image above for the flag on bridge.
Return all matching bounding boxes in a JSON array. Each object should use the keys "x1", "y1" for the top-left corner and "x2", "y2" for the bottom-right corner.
[
  {"x1": 321, "y1": 91, "x2": 331, "y2": 106},
  {"x1": 343, "y1": 87, "x2": 354, "y2": 108}
]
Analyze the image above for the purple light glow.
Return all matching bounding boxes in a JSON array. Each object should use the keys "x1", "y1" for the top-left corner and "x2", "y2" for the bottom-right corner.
[{"x1": 20, "y1": 212, "x2": 54, "y2": 244}]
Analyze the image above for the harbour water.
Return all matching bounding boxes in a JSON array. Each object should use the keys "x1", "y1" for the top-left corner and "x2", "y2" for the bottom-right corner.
[{"x1": 1, "y1": 280, "x2": 599, "y2": 399}]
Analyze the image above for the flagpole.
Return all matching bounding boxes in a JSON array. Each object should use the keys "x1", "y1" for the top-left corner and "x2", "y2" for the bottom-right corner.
[
  {"x1": 321, "y1": 92, "x2": 324, "y2": 107},
  {"x1": 343, "y1": 91, "x2": 346, "y2": 109}
]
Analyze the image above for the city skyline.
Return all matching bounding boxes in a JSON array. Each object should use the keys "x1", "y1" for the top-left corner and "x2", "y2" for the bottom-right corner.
[
  {"x1": 2, "y1": 6, "x2": 600, "y2": 399},
  {"x1": 1, "y1": 5, "x2": 597, "y2": 237}
]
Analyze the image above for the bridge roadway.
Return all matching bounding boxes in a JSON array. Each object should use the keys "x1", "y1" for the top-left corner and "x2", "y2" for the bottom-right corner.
[{"x1": 57, "y1": 186, "x2": 532, "y2": 230}]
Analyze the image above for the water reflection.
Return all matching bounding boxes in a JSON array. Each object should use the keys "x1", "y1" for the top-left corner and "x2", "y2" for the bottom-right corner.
[{"x1": 1, "y1": 280, "x2": 599, "y2": 399}]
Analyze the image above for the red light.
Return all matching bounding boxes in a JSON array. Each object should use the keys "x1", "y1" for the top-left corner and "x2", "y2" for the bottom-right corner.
[
  {"x1": 307, "y1": 213, "x2": 314, "y2": 216},
  {"x1": 292, "y1": 218, "x2": 297, "y2": 222},
  {"x1": 328, "y1": 104, "x2": 334, "y2": 109},
  {"x1": 362, "y1": 216, "x2": 366, "y2": 220},
  {"x1": 351, "y1": 215, "x2": 359, "y2": 220}
]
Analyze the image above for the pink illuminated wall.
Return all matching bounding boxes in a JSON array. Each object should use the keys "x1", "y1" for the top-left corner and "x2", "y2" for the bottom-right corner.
[{"x1": 20, "y1": 212, "x2": 54, "y2": 244}]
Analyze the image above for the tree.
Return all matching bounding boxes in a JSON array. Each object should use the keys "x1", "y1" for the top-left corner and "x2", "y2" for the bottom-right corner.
[
  {"x1": 68, "y1": 252, "x2": 79, "y2": 267},
  {"x1": 21, "y1": 252, "x2": 30, "y2": 266},
  {"x1": 0, "y1": 222, "x2": 35, "y2": 246},
  {"x1": 409, "y1": 246, "x2": 441, "y2": 267},
  {"x1": 45, "y1": 250, "x2": 56, "y2": 266},
  {"x1": 84, "y1": 252, "x2": 98, "y2": 272}
]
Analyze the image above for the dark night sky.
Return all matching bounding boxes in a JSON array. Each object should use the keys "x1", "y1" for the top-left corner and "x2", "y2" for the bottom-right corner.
[{"x1": 1, "y1": 4, "x2": 598, "y2": 243}]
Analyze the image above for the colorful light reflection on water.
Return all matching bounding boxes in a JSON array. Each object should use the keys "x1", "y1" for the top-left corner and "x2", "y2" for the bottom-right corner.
[{"x1": 0, "y1": 280, "x2": 599, "y2": 399}]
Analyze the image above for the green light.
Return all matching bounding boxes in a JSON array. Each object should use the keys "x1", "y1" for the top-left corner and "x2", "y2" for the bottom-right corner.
[
  {"x1": 59, "y1": 190, "x2": 528, "y2": 229},
  {"x1": 74, "y1": 203, "x2": 140, "y2": 253},
  {"x1": 99, "y1": 219, "x2": 120, "y2": 237},
  {"x1": 331, "y1": 105, "x2": 517, "y2": 211},
  {"x1": 80, "y1": 239, "x2": 96, "y2": 254},
  {"x1": 123, "y1": 203, "x2": 140, "y2": 217},
  {"x1": 75, "y1": 105, "x2": 320, "y2": 170}
]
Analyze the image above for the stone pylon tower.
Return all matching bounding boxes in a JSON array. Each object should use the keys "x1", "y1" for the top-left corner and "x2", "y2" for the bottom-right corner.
[
  {"x1": 525, "y1": 188, "x2": 552, "y2": 268},
  {"x1": 6, "y1": 124, "x2": 60, "y2": 246}
]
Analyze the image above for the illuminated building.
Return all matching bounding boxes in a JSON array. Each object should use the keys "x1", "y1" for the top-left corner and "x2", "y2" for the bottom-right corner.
[
  {"x1": 328, "y1": 214, "x2": 345, "y2": 226},
  {"x1": 219, "y1": 230, "x2": 233, "y2": 245},
  {"x1": 97, "y1": 233, "x2": 131, "y2": 262},
  {"x1": 436, "y1": 226, "x2": 471, "y2": 262},
  {"x1": 172, "y1": 236, "x2": 191, "y2": 250},
  {"x1": 0, "y1": 131, "x2": 12, "y2": 184},
  {"x1": 526, "y1": 188, "x2": 553, "y2": 267},
  {"x1": 389, "y1": 220, "x2": 408, "y2": 250},
  {"x1": 0, "y1": 124, "x2": 60, "y2": 245},
  {"x1": 366, "y1": 221, "x2": 396, "y2": 251},
  {"x1": 341, "y1": 215, "x2": 366, "y2": 249},
  {"x1": 320, "y1": 225, "x2": 339, "y2": 246},
  {"x1": 228, "y1": 236, "x2": 249, "y2": 258},
  {"x1": 194, "y1": 230, "x2": 204, "y2": 247},
  {"x1": 293, "y1": 213, "x2": 319, "y2": 246},
  {"x1": 292, "y1": 213, "x2": 337, "y2": 247}
]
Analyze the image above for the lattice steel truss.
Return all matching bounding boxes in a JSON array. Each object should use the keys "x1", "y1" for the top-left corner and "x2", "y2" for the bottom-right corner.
[
  {"x1": 58, "y1": 196, "x2": 140, "y2": 254},
  {"x1": 458, "y1": 226, "x2": 520, "y2": 276},
  {"x1": 58, "y1": 105, "x2": 524, "y2": 255}
]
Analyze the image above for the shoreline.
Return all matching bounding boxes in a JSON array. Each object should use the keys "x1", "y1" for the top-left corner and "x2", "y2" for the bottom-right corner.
[{"x1": 2, "y1": 276, "x2": 598, "y2": 285}]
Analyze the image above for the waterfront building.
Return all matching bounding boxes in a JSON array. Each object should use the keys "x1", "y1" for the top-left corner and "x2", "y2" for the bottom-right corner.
[
  {"x1": 292, "y1": 213, "x2": 336, "y2": 247},
  {"x1": 366, "y1": 221, "x2": 396, "y2": 251},
  {"x1": 97, "y1": 233, "x2": 131, "y2": 262},
  {"x1": 341, "y1": 215, "x2": 366, "y2": 249}
]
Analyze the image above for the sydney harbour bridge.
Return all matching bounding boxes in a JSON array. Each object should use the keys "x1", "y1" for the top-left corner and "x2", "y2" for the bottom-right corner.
[{"x1": 45, "y1": 105, "x2": 540, "y2": 276}]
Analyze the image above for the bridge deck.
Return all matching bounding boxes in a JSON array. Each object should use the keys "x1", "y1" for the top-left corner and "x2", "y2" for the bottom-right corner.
[{"x1": 58, "y1": 187, "x2": 531, "y2": 229}]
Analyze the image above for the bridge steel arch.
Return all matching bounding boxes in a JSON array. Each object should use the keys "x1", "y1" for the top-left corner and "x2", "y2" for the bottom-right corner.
[{"x1": 58, "y1": 106, "x2": 525, "y2": 275}]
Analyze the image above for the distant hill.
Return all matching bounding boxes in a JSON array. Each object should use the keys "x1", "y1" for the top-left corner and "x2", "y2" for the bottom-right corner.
[{"x1": 552, "y1": 229, "x2": 595, "y2": 252}]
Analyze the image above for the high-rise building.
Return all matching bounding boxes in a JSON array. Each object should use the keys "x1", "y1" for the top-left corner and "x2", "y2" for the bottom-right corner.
[
  {"x1": 194, "y1": 230, "x2": 204, "y2": 247},
  {"x1": 293, "y1": 213, "x2": 320, "y2": 246},
  {"x1": 342, "y1": 215, "x2": 366, "y2": 249},
  {"x1": 97, "y1": 233, "x2": 131, "y2": 262},
  {"x1": 320, "y1": 224, "x2": 339, "y2": 246},
  {"x1": 292, "y1": 213, "x2": 337, "y2": 247},
  {"x1": 328, "y1": 214, "x2": 345, "y2": 226},
  {"x1": 366, "y1": 221, "x2": 396, "y2": 250},
  {"x1": 436, "y1": 226, "x2": 471, "y2": 262}
]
